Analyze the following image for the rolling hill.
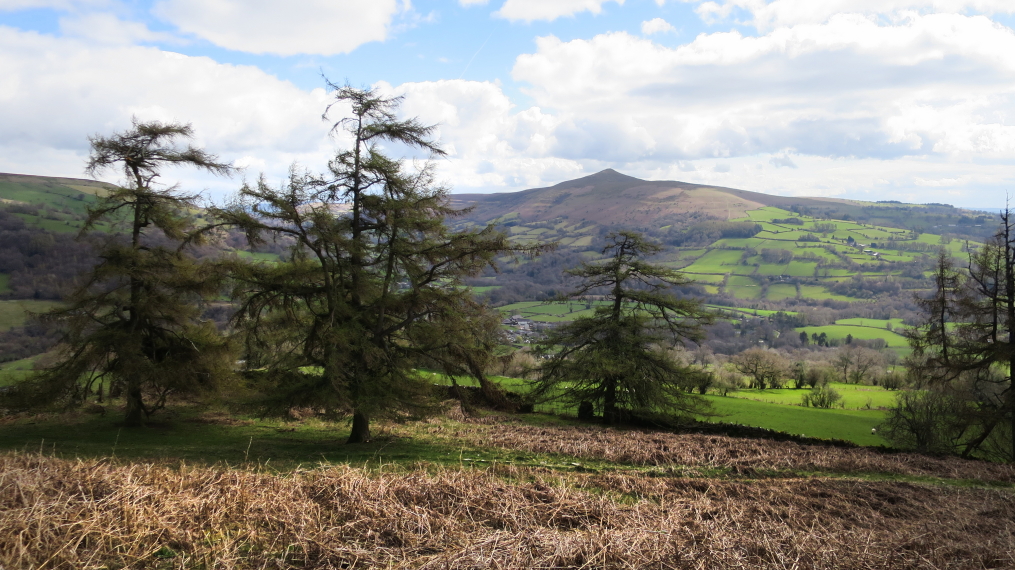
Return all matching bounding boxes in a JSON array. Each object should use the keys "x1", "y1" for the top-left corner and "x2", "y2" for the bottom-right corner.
[
  {"x1": 451, "y1": 169, "x2": 996, "y2": 239},
  {"x1": 0, "y1": 169, "x2": 997, "y2": 313}
]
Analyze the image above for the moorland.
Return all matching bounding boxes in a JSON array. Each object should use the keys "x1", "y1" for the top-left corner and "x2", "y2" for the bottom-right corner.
[{"x1": 0, "y1": 130, "x2": 1012, "y2": 568}]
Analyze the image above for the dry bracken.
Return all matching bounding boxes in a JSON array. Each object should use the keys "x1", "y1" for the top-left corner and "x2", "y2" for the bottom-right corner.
[
  {"x1": 1, "y1": 451, "x2": 1013, "y2": 569},
  {"x1": 431, "y1": 420, "x2": 1015, "y2": 482}
]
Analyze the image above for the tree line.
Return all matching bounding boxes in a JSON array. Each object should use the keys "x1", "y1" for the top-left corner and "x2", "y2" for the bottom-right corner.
[{"x1": 1, "y1": 84, "x2": 1011, "y2": 462}]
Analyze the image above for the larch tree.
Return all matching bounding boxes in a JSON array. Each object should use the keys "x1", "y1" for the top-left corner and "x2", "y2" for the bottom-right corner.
[
  {"x1": 4, "y1": 119, "x2": 236, "y2": 426},
  {"x1": 216, "y1": 85, "x2": 534, "y2": 443},
  {"x1": 895, "y1": 225, "x2": 1015, "y2": 461},
  {"x1": 531, "y1": 231, "x2": 713, "y2": 424}
]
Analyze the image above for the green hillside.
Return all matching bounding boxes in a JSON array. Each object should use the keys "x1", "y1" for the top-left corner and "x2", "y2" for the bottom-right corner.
[
  {"x1": 671, "y1": 206, "x2": 969, "y2": 304},
  {"x1": 0, "y1": 173, "x2": 111, "y2": 233}
]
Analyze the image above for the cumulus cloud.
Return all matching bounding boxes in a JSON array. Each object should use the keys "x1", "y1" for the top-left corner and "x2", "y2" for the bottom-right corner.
[
  {"x1": 375, "y1": 79, "x2": 583, "y2": 191},
  {"x1": 59, "y1": 13, "x2": 179, "y2": 45},
  {"x1": 152, "y1": 0, "x2": 400, "y2": 56},
  {"x1": 641, "y1": 18, "x2": 675, "y2": 35},
  {"x1": 512, "y1": 14, "x2": 1015, "y2": 164},
  {"x1": 689, "y1": 0, "x2": 1015, "y2": 29},
  {"x1": 0, "y1": 0, "x2": 109, "y2": 9},
  {"x1": 494, "y1": 0, "x2": 624, "y2": 23},
  {"x1": 0, "y1": 26, "x2": 334, "y2": 195},
  {"x1": 769, "y1": 154, "x2": 797, "y2": 168}
]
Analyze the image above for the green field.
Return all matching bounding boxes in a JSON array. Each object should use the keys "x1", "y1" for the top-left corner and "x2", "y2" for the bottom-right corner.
[
  {"x1": 796, "y1": 324, "x2": 910, "y2": 351},
  {"x1": 704, "y1": 395, "x2": 888, "y2": 446},
  {"x1": 497, "y1": 300, "x2": 603, "y2": 322},
  {"x1": 730, "y1": 383, "x2": 898, "y2": 410},
  {"x1": 424, "y1": 371, "x2": 891, "y2": 446},
  {"x1": 798, "y1": 285, "x2": 856, "y2": 302},
  {"x1": 656, "y1": 205, "x2": 990, "y2": 308},
  {"x1": 726, "y1": 275, "x2": 762, "y2": 299},
  {"x1": 0, "y1": 273, "x2": 9, "y2": 293},
  {"x1": 836, "y1": 317, "x2": 907, "y2": 329},
  {"x1": 0, "y1": 299, "x2": 60, "y2": 331},
  {"x1": 766, "y1": 283, "x2": 798, "y2": 300},
  {"x1": 0, "y1": 355, "x2": 40, "y2": 386}
]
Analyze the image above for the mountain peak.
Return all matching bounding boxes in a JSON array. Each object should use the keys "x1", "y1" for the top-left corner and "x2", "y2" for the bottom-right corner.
[{"x1": 553, "y1": 168, "x2": 645, "y2": 189}]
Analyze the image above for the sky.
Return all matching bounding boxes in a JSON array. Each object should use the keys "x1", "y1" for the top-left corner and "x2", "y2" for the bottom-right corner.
[{"x1": 2, "y1": 1, "x2": 1015, "y2": 209}]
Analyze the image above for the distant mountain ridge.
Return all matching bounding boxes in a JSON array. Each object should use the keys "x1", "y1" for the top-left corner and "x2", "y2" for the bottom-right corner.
[
  {"x1": 450, "y1": 169, "x2": 995, "y2": 241},
  {"x1": 450, "y1": 169, "x2": 859, "y2": 227}
]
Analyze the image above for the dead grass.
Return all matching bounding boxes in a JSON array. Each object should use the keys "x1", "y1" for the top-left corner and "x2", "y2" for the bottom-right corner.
[
  {"x1": 1, "y1": 452, "x2": 1013, "y2": 569},
  {"x1": 428, "y1": 420, "x2": 1015, "y2": 483}
]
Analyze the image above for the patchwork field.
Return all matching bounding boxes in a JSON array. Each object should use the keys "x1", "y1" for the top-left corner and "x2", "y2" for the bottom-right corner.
[{"x1": 652, "y1": 205, "x2": 979, "y2": 306}]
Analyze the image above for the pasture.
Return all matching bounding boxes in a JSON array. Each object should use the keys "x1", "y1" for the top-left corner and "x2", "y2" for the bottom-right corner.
[
  {"x1": 796, "y1": 324, "x2": 911, "y2": 351},
  {"x1": 704, "y1": 395, "x2": 887, "y2": 446},
  {"x1": 0, "y1": 299, "x2": 59, "y2": 331},
  {"x1": 729, "y1": 383, "x2": 898, "y2": 410}
]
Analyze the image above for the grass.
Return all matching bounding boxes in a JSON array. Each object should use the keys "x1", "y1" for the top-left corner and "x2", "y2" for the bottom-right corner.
[
  {"x1": 0, "y1": 355, "x2": 41, "y2": 386},
  {"x1": 496, "y1": 300, "x2": 608, "y2": 322},
  {"x1": 729, "y1": 382, "x2": 898, "y2": 410},
  {"x1": 726, "y1": 275, "x2": 762, "y2": 299},
  {"x1": 0, "y1": 299, "x2": 60, "y2": 331},
  {"x1": 796, "y1": 324, "x2": 911, "y2": 350},
  {"x1": 798, "y1": 284, "x2": 856, "y2": 302},
  {"x1": 0, "y1": 273, "x2": 9, "y2": 293},
  {"x1": 424, "y1": 371, "x2": 894, "y2": 447},
  {"x1": 836, "y1": 317, "x2": 908, "y2": 330},
  {"x1": 0, "y1": 407, "x2": 521, "y2": 468},
  {"x1": 680, "y1": 248, "x2": 743, "y2": 273},
  {"x1": 766, "y1": 283, "x2": 797, "y2": 300},
  {"x1": 705, "y1": 395, "x2": 887, "y2": 445}
]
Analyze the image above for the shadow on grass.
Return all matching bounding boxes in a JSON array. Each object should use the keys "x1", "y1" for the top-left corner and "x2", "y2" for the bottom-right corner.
[{"x1": 0, "y1": 406, "x2": 493, "y2": 470}]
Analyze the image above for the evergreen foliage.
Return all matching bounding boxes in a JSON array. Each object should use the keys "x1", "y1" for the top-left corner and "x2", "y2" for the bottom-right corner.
[
  {"x1": 2, "y1": 119, "x2": 236, "y2": 426},
  {"x1": 215, "y1": 86, "x2": 535, "y2": 443},
  {"x1": 897, "y1": 221, "x2": 1015, "y2": 461},
  {"x1": 531, "y1": 231, "x2": 713, "y2": 424}
]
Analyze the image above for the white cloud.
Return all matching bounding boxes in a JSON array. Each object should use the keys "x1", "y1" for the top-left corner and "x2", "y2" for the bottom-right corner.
[
  {"x1": 376, "y1": 79, "x2": 581, "y2": 191},
  {"x1": 494, "y1": 0, "x2": 624, "y2": 23},
  {"x1": 0, "y1": 26, "x2": 333, "y2": 196},
  {"x1": 0, "y1": 0, "x2": 109, "y2": 9},
  {"x1": 493, "y1": 11, "x2": 1015, "y2": 203},
  {"x1": 769, "y1": 154, "x2": 797, "y2": 168},
  {"x1": 59, "y1": 13, "x2": 179, "y2": 45},
  {"x1": 512, "y1": 14, "x2": 1015, "y2": 163},
  {"x1": 688, "y1": 0, "x2": 1015, "y2": 29},
  {"x1": 153, "y1": 0, "x2": 400, "y2": 56},
  {"x1": 641, "y1": 18, "x2": 675, "y2": 35},
  {"x1": 459, "y1": 0, "x2": 489, "y2": 5}
]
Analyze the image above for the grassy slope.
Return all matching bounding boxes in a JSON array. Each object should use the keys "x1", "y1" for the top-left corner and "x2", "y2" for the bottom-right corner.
[
  {"x1": 0, "y1": 299, "x2": 60, "y2": 331},
  {"x1": 729, "y1": 383, "x2": 898, "y2": 409},
  {"x1": 704, "y1": 395, "x2": 887, "y2": 445},
  {"x1": 0, "y1": 356, "x2": 40, "y2": 386},
  {"x1": 796, "y1": 324, "x2": 911, "y2": 352}
]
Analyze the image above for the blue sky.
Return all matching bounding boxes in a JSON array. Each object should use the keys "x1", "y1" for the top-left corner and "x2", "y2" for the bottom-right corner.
[{"x1": 2, "y1": 0, "x2": 1015, "y2": 208}]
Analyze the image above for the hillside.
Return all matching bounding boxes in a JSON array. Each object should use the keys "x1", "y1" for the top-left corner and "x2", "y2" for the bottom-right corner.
[
  {"x1": 0, "y1": 169, "x2": 999, "y2": 357},
  {"x1": 452, "y1": 170, "x2": 990, "y2": 317},
  {"x1": 452, "y1": 169, "x2": 996, "y2": 239},
  {"x1": 2, "y1": 412, "x2": 1013, "y2": 569}
]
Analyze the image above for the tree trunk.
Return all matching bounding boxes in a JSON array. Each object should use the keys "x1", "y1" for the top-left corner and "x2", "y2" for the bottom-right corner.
[
  {"x1": 603, "y1": 377, "x2": 619, "y2": 424},
  {"x1": 124, "y1": 383, "x2": 145, "y2": 427},
  {"x1": 347, "y1": 409, "x2": 371, "y2": 443}
]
